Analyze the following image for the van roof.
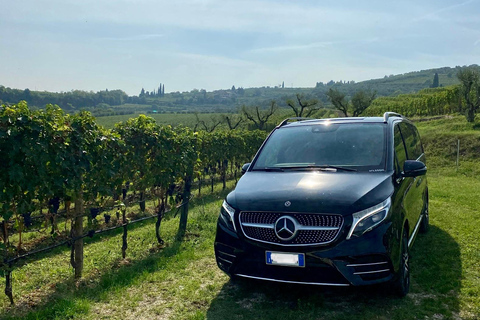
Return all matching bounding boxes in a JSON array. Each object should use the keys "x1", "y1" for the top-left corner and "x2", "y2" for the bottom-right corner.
[
  {"x1": 279, "y1": 117, "x2": 386, "y2": 128},
  {"x1": 278, "y1": 112, "x2": 406, "y2": 128}
]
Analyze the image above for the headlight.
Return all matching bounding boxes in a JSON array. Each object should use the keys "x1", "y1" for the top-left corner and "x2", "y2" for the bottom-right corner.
[
  {"x1": 219, "y1": 200, "x2": 236, "y2": 232},
  {"x1": 347, "y1": 197, "x2": 391, "y2": 239}
]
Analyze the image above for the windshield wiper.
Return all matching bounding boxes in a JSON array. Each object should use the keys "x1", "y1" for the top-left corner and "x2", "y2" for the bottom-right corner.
[
  {"x1": 312, "y1": 165, "x2": 357, "y2": 172},
  {"x1": 280, "y1": 165, "x2": 357, "y2": 172},
  {"x1": 254, "y1": 167, "x2": 285, "y2": 172},
  {"x1": 254, "y1": 165, "x2": 357, "y2": 172}
]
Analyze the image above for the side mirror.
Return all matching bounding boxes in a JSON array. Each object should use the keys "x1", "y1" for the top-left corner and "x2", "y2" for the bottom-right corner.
[
  {"x1": 241, "y1": 163, "x2": 251, "y2": 175},
  {"x1": 403, "y1": 160, "x2": 427, "y2": 177}
]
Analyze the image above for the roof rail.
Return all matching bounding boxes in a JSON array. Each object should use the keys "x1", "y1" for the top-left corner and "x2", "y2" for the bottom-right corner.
[
  {"x1": 383, "y1": 112, "x2": 403, "y2": 123},
  {"x1": 278, "y1": 117, "x2": 313, "y2": 127}
]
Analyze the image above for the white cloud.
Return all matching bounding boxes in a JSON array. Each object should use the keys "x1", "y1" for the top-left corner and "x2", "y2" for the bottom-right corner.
[
  {"x1": 98, "y1": 34, "x2": 164, "y2": 41},
  {"x1": 249, "y1": 38, "x2": 381, "y2": 54},
  {"x1": 1, "y1": 0, "x2": 391, "y2": 35},
  {"x1": 176, "y1": 52, "x2": 259, "y2": 68},
  {"x1": 250, "y1": 42, "x2": 331, "y2": 54},
  {"x1": 411, "y1": 0, "x2": 476, "y2": 22}
]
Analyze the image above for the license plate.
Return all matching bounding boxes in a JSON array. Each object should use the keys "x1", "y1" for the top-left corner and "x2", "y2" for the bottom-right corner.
[{"x1": 266, "y1": 251, "x2": 305, "y2": 267}]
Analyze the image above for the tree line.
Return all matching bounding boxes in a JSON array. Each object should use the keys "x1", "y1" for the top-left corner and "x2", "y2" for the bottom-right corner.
[
  {"x1": 0, "y1": 86, "x2": 129, "y2": 111},
  {"x1": 195, "y1": 66, "x2": 480, "y2": 134}
]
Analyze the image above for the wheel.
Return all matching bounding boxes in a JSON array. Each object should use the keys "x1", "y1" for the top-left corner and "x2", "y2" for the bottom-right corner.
[
  {"x1": 393, "y1": 228, "x2": 410, "y2": 297},
  {"x1": 420, "y1": 190, "x2": 429, "y2": 233}
]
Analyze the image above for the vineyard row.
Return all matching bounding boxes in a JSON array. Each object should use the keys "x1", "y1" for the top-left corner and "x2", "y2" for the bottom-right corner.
[{"x1": 0, "y1": 101, "x2": 267, "y2": 304}]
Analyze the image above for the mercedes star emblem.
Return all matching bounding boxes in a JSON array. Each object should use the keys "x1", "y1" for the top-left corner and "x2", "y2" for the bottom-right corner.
[
  {"x1": 274, "y1": 216, "x2": 298, "y2": 241},
  {"x1": 284, "y1": 201, "x2": 291, "y2": 207}
]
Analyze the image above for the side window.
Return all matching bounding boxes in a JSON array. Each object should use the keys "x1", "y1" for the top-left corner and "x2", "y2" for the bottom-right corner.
[
  {"x1": 394, "y1": 125, "x2": 407, "y2": 175},
  {"x1": 399, "y1": 122, "x2": 422, "y2": 160},
  {"x1": 410, "y1": 124, "x2": 424, "y2": 159}
]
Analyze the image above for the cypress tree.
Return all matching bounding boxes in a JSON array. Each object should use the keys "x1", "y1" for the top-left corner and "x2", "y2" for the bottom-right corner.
[{"x1": 432, "y1": 73, "x2": 439, "y2": 88}]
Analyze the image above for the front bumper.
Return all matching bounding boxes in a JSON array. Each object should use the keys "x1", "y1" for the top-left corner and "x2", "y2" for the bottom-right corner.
[{"x1": 214, "y1": 221, "x2": 397, "y2": 287}]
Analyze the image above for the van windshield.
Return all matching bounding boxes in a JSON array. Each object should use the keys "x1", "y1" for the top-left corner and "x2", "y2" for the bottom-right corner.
[{"x1": 253, "y1": 123, "x2": 386, "y2": 172}]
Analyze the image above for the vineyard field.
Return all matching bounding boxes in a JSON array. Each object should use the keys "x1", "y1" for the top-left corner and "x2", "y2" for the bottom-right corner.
[
  {"x1": 2, "y1": 136, "x2": 480, "y2": 319},
  {"x1": 0, "y1": 102, "x2": 267, "y2": 306},
  {"x1": 96, "y1": 112, "x2": 229, "y2": 129},
  {"x1": 1, "y1": 103, "x2": 480, "y2": 319}
]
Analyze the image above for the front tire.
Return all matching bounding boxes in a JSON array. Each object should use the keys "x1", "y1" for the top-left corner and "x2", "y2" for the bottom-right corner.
[{"x1": 393, "y1": 228, "x2": 410, "y2": 297}]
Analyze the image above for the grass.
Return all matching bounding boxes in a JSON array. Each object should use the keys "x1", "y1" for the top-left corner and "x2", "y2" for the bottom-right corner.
[
  {"x1": 415, "y1": 115, "x2": 480, "y2": 170},
  {"x1": 1, "y1": 179, "x2": 236, "y2": 319},
  {"x1": 1, "y1": 117, "x2": 480, "y2": 319},
  {"x1": 96, "y1": 113, "x2": 231, "y2": 130}
]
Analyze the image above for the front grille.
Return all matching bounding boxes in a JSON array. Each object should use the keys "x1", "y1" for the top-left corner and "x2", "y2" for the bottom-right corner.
[{"x1": 239, "y1": 212, "x2": 343, "y2": 246}]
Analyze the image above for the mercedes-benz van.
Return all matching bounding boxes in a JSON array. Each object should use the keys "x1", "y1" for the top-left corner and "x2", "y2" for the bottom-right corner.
[{"x1": 214, "y1": 112, "x2": 428, "y2": 297}]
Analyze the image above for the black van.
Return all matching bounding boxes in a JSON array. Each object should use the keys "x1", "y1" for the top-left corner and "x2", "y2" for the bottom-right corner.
[{"x1": 214, "y1": 112, "x2": 428, "y2": 297}]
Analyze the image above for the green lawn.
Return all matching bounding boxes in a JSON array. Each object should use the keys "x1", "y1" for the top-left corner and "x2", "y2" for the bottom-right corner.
[
  {"x1": 95, "y1": 113, "x2": 230, "y2": 130},
  {"x1": 94, "y1": 108, "x2": 297, "y2": 130}
]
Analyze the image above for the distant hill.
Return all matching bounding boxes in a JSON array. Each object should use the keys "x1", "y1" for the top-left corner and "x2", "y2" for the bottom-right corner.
[
  {"x1": 345, "y1": 65, "x2": 464, "y2": 95},
  {"x1": 149, "y1": 65, "x2": 473, "y2": 113},
  {"x1": 1, "y1": 65, "x2": 477, "y2": 115}
]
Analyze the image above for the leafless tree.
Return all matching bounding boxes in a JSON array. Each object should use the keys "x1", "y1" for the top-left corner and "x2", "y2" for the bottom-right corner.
[
  {"x1": 286, "y1": 94, "x2": 321, "y2": 117},
  {"x1": 222, "y1": 114, "x2": 245, "y2": 130},
  {"x1": 194, "y1": 113, "x2": 222, "y2": 132},
  {"x1": 241, "y1": 101, "x2": 278, "y2": 130}
]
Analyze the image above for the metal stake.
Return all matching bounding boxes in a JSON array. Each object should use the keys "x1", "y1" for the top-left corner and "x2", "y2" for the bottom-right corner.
[{"x1": 456, "y1": 139, "x2": 460, "y2": 171}]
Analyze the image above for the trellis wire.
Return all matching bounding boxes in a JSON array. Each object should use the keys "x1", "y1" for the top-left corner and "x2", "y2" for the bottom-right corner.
[{"x1": 2, "y1": 196, "x2": 192, "y2": 305}]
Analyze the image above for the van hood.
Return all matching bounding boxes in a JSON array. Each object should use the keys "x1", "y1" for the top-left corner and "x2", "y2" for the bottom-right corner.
[{"x1": 226, "y1": 171, "x2": 394, "y2": 216}]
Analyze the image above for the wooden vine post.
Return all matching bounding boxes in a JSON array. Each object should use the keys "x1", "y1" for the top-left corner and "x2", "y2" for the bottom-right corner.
[
  {"x1": 155, "y1": 200, "x2": 164, "y2": 245},
  {"x1": 178, "y1": 175, "x2": 192, "y2": 238},
  {"x1": 178, "y1": 129, "x2": 198, "y2": 239},
  {"x1": 122, "y1": 205, "x2": 128, "y2": 259},
  {"x1": 72, "y1": 192, "x2": 84, "y2": 279},
  {"x1": 67, "y1": 111, "x2": 103, "y2": 280},
  {"x1": 4, "y1": 263, "x2": 13, "y2": 305},
  {"x1": 2, "y1": 222, "x2": 14, "y2": 304}
]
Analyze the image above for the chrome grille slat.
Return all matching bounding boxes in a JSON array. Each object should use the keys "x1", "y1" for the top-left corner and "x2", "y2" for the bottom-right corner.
[
  {"x1": 217, "y1": 256, "x2": 234, "y2": 264},
  {"x1": 242, "y1": 222, "x2": 275, "y2": 229},
  {"x1": 297, "y1": 225, "x2": 339, "y2": 231},
  {"x1": 239, "y1": 212, "x2": 343, "y2": 246},
  {"x1": 353, "y1": 269, "x2": 390, "y2": 275},
  {"x1": 346, "y1": 261, "x2": 388, "y2": 267},
  {"x1": 217, "y1": 250, "x2": 236, "y2": 258}
]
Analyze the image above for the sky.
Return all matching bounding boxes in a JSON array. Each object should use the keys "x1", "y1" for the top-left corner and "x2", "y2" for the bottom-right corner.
[{"x1": 1, "y1": 0, "x2": 479, "y2": 96}]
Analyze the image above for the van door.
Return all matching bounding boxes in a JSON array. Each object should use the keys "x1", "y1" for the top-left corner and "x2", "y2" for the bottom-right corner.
[
  {"x1": 399, "y1": 122, "x2": 427, "y2": 241},
  {"x1": 393, "y1": 124, "x2": 414, "y2": 237}
]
